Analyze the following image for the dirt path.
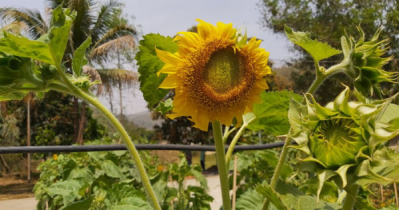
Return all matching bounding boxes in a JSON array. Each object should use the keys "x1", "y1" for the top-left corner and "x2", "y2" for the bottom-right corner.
[{"x1": 0, "y1": 197, "x2": 36, "y2": 210}]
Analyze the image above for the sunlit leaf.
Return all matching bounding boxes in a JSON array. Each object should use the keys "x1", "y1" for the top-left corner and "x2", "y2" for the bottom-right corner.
[
  {"x1": 48, "y1": 6, "x2": 75, "y2": 66},
  {"x1": 284, "y1": 25, "x2": 341, "y2": 62},
  {"x1": 72, "y1": 37, "x2": 91, "y2": 77},
  {"x1": 60, "y1": 196, "x2": 94, "y2": 210},
  {"x1": 247, "y1": 90, "x2": 302, "y2": 135},
  {"x1": 155, "y1": 98, "x2": 173, "y2": 115},
  {"x1": 135, "y1": 33, "x2": 178, "y2": 108}
]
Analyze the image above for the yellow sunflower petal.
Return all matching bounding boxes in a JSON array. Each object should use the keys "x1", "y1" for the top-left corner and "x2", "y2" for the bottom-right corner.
[
  {"x1": 216, "y1": 22, "x2": 235, "y2": 39},
  {"x1": 196, "y1": 19, "x2": 216, "y2": 40},
  {"x1": 157, "y1": 64, "x2": 177, "y2": 76},
  {"x1": 155, "y1": 48, "x2": 182, "y2": 64},
  {"x1": 159, "y1": 75, "x2": 179, "y2": 89}
]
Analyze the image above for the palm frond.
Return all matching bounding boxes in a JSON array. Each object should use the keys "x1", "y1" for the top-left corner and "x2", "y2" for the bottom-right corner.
[
  {"x1": 91, "y1": 24, "x2": 137, "y2": 50},
  {"x1": 90, "y1": 0, "x2": 121, "y2": 42},
  {"x1": 97, "y1": 68, "x2": 138, "y2": 91},
  {"x1": 83, "y1": 65, "x2": 103, "y2": 95},
  {"x1": 46, "y1": 0, "x2": 67, "y2": 10},
  {"x1": 89, "y1": 35, "x2": 135, "y2": 63},
  {"x1": 68, "y1": 0, "x2": 94, "y2": 48},
  {"x1": 2, "y1": 21, "x2": 28, "y2": 34},
  {"x1": 0, "y1": 8, "x2": 48, "y2": 39}
]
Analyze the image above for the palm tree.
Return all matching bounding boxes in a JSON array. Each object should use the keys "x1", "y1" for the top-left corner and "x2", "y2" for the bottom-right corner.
[{"x1": 0, "y1": 0, "x2": 139, "y2": 143}]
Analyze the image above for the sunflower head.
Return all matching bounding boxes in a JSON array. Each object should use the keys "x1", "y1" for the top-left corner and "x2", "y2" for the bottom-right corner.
[
  {"x1": 289, "y1": 86, "x2": 399, "y2": 199},
  {"x1": 155, "y1": 19, "x2": 271, "y2": 131},
  {"x1": 341, "y1": 27, "x2": 398, "y2": 97}
]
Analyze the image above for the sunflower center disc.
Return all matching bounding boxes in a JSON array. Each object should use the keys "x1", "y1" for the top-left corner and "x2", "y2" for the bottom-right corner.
[
  {"x1": 203, "y1": 47, "x2": 243, "y2": 93},
  {"x1": 311, "y1": 118, "x2": 366, "y2": 168}
]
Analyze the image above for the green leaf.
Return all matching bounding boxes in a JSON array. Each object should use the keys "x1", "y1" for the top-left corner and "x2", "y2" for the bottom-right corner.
[
  {"x1": 48, "y1": 6, "x2": 75, "y2": 66},
  {"x1": 247, "y1": 90, "x2": 303, "y2": 135},
  {"x1": 46, "y1": 180, "x2": 82, "y2": 206},
  {"x1": 118, "y1": 197, "x2": 152, "y2": 210},
  {"x1": 284, "y1": 25, "x2": 341, "y2": 61},
  {"x1": 0, "y1": 31, "x2": 53, "y2": 64},
  {"x1": 135, "y1": 33, "x2": 178, "y2": 108},
  {"x1": 110, "y1": 205, "x2": 144, "y2": 210},
  {"x1": 380, "y1": 104, "x2": 399, "y2": 123},
  {"x1": 155, "y1": 98, "x2": 173, "y2": 115},
  {"x1": 256, "y1": 183, "x2": 288, "y2": 210},
  {"x1": 60, "y1": 196, "x2": 94, "y2": 210},
  {"x1": 72, "y1": 37, "x2": 91, "y2": 77},
  {"x1": 100, "y1": 160, "x2": 126, "y2": 180},
  {"x1": 235, "y1": 189, "x2": 264, "y2": 210},
  {"x1": 190, "y1": 168, "x2": 208, "y2": 189},
  {"x1": 0, "y1": 87, "x2": 27, "y2": 101}
]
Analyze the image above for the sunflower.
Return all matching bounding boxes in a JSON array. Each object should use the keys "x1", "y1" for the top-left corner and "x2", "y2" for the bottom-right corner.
[{"x1": 156, "y1": 19, "x2": 271, "y2": 131}]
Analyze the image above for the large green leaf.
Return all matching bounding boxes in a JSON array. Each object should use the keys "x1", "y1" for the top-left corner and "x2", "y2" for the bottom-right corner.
[
  {"x1": 256, "y1": 183, "x2": 287, "y2": 210},
  {"x1": 60, "y1": 196, "x2": 94, "y2": 210},
  {"x1": 0, "y1": 6, "x2": 74, "y2": 67},
  {"x1": 235, "y1": 189, "x2": 265, "y2": 210},
  {"x1": 100, "y1": 160, "x2": 126, "y2": 180},
  {"x1": 135, "y1": 33, "x2": 178, "y2": 108},
  {"x1": 284, "y1": 25, "x2": 341, "y2": 62},
  {"x1": 0, "y1": 32, "x2": 53, "y2": 64},
  {"x1": 247, "y1": 90, "x2": 302, "y2": 135},
  {"x1": 46, "y1": 180, "x2": 82, "y2": 206},
  {"x1": 118, "y1": 197, "x2": 152, "y2": 210},
  {"x1": 48, "y1": 6, "x2": 75, "y2": 66},
  {"x1": 0, "y1": 87, "x2": 27, "y2": 101},
  {"x1": 72, "y1": 37, "x2": 91, "y2": 77}
]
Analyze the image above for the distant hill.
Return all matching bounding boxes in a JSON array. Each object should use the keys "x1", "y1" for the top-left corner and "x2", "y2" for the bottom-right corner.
[{"x1": 127, "y1": 111, "x2": 163, "y2": 130}]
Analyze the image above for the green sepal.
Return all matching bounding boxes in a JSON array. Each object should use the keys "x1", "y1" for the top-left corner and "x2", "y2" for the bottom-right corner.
[
  {"x1": 335, "y1": 164, "x2": 355, "y2": 188},
  {"x1": 316, "y1": 169, "x2": 336, "y2": 203}
]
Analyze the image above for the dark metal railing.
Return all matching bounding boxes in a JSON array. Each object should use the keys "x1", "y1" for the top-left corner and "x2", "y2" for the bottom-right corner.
[{"x1": 0, "y1": 141, "x2": 287, "y2": 154}]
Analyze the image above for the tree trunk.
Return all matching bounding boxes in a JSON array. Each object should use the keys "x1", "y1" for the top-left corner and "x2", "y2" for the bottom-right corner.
[
  {"x1": 27, "y1": 97, "x2": 31, "y2": 183},
  {"x1": 108, "y1": 90, "x2": 114, "y2": 113},
  {"x1": 119, "y1": 80, "x2": 123, "y2": 121},
  {"x1": 73, "y1": 97, "x2": 80, "y2": 143},
  {"x1": 76, "y1": 102, "x2": 86, "y2": 145},
  {"x1": 0, "y1": 155, "x2": 10, "y2": 174}
]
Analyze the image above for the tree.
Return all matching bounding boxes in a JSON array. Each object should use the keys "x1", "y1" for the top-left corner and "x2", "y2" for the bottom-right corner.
[
  {"x1": 259, "y1": 0, "x2": 399, "y2": 103},
  {"x1": 0, "y1": 0, "x2": 138, "y2": 142}
]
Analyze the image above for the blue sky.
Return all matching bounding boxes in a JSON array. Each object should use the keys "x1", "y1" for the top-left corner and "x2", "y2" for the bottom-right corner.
[{"x1": 1, "y1": 0, "x2": 297, "y2": 114}]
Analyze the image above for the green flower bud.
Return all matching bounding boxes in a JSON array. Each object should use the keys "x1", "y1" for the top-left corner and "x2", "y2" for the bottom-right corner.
[
  {"x1": 289, "y1": 86, "x2": 399, "y2": 200},
  {"x1": 310, "y1": 118, "x2": 366, "y2": 168},
  {"x1": 341, "y1": 27, "x2": 398, "y2": 97}
]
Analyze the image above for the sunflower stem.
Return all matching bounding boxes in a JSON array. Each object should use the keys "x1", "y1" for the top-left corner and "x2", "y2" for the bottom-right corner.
[
  {"x1": 262, "y1": 72, "x2": 325, "y2": 210},
  {"x1": 77, "y1": 91, "x2": 161, "y2": 210},
  {"x1": 50, "y1": 75, "x2": 161, "y2": 210},
  {"x1": 342, "y1": 184, "x2": 360, "y2": 210},
  {"x1": 213, "y1": 121, "x2": 232, "y2": 210}
]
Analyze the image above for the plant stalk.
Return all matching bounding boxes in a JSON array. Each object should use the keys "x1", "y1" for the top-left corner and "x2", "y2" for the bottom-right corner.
[
  {"x1": 78, "y1": 92, "x2": 161, "y2": 210},
  {"x1": 213, "y1": 120, "x2": 232, "y2": 210},
  {"x1": 262, "y1": 71, "x2": 325, "y2": 210},
  {"x1": 51, "y1": 81, "x2": 161, "y2": 210},
  {"x1": 342, "y1": 184, "x2": 359, "y2": 210}
]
